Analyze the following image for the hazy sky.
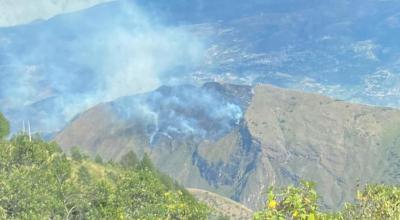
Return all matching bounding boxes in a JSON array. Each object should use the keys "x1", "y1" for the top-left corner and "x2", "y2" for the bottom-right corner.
[
  {"x1": 0, "y1": 0, "x2": 115, "y2": 27},
  {"x1": 0, "y1": 0, "x2": 205, "y2": 133}
]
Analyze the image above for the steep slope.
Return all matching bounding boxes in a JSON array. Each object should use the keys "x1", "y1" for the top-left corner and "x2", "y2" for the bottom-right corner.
[
  {"x1": 243, "y1": 85, "x2": 400, "y2": 209},
  {"x1": 188, "y1": 188, "x2": 253, "y2": 220},
  {"x1": 55, "y1": 83, "x2": 400, "y2": 210}
]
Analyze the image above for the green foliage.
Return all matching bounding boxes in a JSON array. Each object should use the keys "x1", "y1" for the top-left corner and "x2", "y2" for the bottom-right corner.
[
  {"x1": 135, "y1": 152, "x2": 192, "y2": 198},
  {"x1": 78, "y1": 165, "x2": 91, "y2": 184},
  {"x1": 0, "y1": 135, "x2": 209, "y2": 219},
  {"x1": 94, "y1": 154, "x2": 103, "y2": 164},
  {"x1": 0, "y1": 112, "x2": 9, "y2": 139},
  {"x1": 0, "y1": 207, "x2": 6, "y2": 220},
  {"x1": 119, "y1": 150, "x2": 139, "y2": 169},
  {"x1": 254, "y1": 181, "x2": 400, "y2": 220},
  {"x1": 340, "y1": 184, "x2": 400, "y2": 219},
  {"x1": 140, "y1": 152, "x2": 155, "y2": 171},
  {"x1": 70, "y1": 146, "x2": 88, "y2": 161},
  {"x1": 254, "y1": 181, "x2": 321, "y2": 220}
]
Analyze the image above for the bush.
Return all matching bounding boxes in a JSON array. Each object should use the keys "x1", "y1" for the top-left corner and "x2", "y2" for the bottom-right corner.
[
  {"x1": 254, "y1": 181, "x2": 400, "y2": 220},
  {"x1": 341, "y1": 185, "x2": 400, "y2": 219},
  {"x1": 254, "y1": 181, "x2": 322, "y2": 220}
]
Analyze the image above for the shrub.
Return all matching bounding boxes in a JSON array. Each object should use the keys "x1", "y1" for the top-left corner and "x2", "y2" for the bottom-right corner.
[
  {"x1": 341, "y1": 185, "x2": 400, "y2": 219},
  {"x1": 254, "y1": 181, "x2": 400, "y2": 220},
  {"x1": 254, "y1": 181, "x2": 322, "y2": 220}
]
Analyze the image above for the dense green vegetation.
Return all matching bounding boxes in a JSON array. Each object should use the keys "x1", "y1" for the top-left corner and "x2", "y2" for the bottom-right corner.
[
  {"x1": 0, "y1": 112, "x2": 9, "y2": 139},
  {"x1": 254, "y1": 181, "x2": 400, "y2": 220},
  {"x1": 0, "y1": 135, "x2": 209, "y2": 219}
]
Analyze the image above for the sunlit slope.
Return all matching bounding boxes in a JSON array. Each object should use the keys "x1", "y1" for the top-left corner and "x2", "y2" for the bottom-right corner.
[
  {"x1": 243, "y1": 84, "x2": 400, "y2": 209},
  {"x1": 55, "y1": 83, "x2": 400, "y2": 210},
  {"x1": 188, "y1": 188, "x2": 253, "y2": 220}
]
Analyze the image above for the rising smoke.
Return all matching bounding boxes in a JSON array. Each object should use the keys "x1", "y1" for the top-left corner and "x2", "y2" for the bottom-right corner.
[
  {"x1": 0, "y1": 0, "x2": 205, "y2": 134},
  {"x1": 111, "y1": 84, "x2": 244, "y2": 144}
]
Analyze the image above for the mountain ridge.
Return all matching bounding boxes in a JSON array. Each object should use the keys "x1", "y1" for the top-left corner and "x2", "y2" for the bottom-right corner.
[
  {"x1": 55, "y1": 83, "x2": 400, "y2": 210},
  {"x1": 0, "y1": 0, "x2": 115, "y2": 27}
]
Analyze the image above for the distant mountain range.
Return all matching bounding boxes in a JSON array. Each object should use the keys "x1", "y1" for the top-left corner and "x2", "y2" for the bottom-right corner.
[
  {"x1": 0, "y1": 0, "x2": 114, "y2": 27},
  {"x1": 2, "y1": 0, "x2": 400, "y2": 135},
  {"x1": 55, "y1": 83, "x2": 400, "y2": 210}
]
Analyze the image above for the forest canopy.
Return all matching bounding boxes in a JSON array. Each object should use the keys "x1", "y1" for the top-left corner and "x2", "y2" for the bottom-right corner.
[{"x1": 0, "y1": 134, "x2": 209, "y2": 219}]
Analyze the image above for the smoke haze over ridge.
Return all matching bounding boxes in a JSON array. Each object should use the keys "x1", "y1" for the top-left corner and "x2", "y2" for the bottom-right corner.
[
  {"x1": 3, "y1": 0, "x2": 400, "y2": 135},
  {"x1": 0, "y1": 0, "x2": 205, "y2": 134}
]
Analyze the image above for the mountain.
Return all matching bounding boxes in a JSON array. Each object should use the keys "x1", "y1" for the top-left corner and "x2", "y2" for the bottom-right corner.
[
  {"x1": 2, "y1": 0, "x2": 400, "y2": 135},
  {"x1": 55, "y1": 83, "x2": 400, "y2": 210},
  {"x1": 0, "y1": 0, "x2": 115, "y2": 27}
]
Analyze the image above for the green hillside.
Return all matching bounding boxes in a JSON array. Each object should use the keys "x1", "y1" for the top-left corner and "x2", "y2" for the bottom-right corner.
[{"x1": 0, "y1": 134, "x2": 209, "y2": 219}]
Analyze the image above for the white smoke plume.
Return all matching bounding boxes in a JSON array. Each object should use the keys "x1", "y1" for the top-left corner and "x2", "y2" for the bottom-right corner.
[{"x1": 0, "y1": 0, "x2": 205, "y2": 134}]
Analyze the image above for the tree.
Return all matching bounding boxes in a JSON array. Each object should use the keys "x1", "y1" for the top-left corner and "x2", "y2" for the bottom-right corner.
[
  {"x1": 94, "y1": 154, "x2": 104, "y2": 164},
  {"x1": 119, "y1": 150, "x2": 139, "y2": 169},
  {"x1": 70, "y1": 146, "x2": 88, "y2": 161},
  {"x1": 0, "y1": 112, "x2": 10, "y2": 139},
  {"x1": 140, "y1": 153, "x2": 155, "y2": 171},
  {"x1": 78, "y1": 166, "x2": 91, "y2": 184}
]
